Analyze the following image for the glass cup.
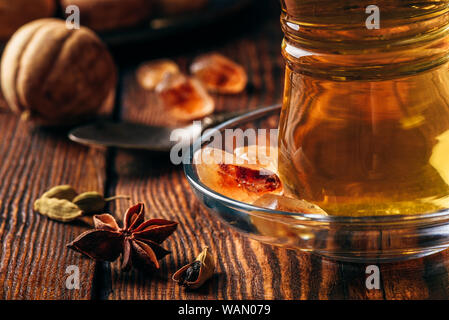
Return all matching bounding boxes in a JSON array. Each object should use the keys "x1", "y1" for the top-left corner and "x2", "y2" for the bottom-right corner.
[{"x1": 278, "y1": 1, "x2": 449, "y2": 216}]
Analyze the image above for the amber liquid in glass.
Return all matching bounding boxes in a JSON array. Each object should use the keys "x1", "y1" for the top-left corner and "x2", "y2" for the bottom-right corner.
[{"x1": 279, "y1": 1, "x2": 449, "y2": 216}]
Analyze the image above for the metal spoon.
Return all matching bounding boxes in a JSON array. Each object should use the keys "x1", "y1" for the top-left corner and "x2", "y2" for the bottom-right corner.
[{"x1": 68, "y1": 105, "x2": 281, "y2": 152}]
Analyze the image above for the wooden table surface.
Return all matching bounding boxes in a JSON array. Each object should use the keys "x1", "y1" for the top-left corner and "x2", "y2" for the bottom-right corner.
[{"x1": 1, "y1": 2, "x2": 449, "y2": 300}]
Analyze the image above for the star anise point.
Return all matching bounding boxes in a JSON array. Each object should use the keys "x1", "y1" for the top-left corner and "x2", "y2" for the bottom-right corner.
[{"x1": 67, "y1": 203, "x2": 177, "y2": 272}]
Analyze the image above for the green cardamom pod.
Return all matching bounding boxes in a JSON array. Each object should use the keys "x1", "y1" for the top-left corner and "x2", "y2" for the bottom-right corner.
[
  {"x1": 41, "y1": 185, "x2": 78, "y2": 201},
  {"x1": 73, "y1": 192, "x2": 129, "y2": 214},
  {"x1": 34, "y1": 197, "x2": 83, "y2": 222},
  {"x1": 34, "y1": 185, "x2": 129, "y2": 222},
  {"x1": 72, "y1": 192, "x2": 105, "y2": 213}
]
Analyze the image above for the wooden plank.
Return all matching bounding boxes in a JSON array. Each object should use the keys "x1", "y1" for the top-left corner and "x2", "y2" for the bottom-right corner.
[
  {"x1": 422, "y1": 250, "x2": 449, "y2": 299},
  {"x1": 0, "y1": 106, "x2": 105, "y2": 299}
]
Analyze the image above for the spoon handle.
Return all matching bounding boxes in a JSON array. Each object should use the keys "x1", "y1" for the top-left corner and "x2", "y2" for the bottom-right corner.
[{"x1": 200, "y1": 104, "x2": 281, "y2": 131}]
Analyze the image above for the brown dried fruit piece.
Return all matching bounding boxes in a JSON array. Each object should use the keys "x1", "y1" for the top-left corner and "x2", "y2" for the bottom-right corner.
[
  {"x1": 190, "y1": 53, "x2": 247, "y2": 94},
  {"x1": 1, "y1": 18, "x2": 117, "y2": 126},
  {"x1": 194, "y1": 147, "x2": 283, "y2": 203},
  {"x1": 136, "y1": 59, "x2": 180, "y2": 90},
  {"x1": 156, "y1": 73, "x2": 214, "y2": 121}
]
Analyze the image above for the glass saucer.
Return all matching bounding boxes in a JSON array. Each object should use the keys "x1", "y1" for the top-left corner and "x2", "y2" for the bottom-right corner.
[{"x1": 183, "y1": 105, "x2": 449, "y2": 263}]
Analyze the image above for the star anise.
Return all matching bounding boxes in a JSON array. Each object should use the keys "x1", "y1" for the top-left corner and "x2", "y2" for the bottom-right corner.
[{"x1": 67, "y1": 203, "x2": 178, "y2": 271}]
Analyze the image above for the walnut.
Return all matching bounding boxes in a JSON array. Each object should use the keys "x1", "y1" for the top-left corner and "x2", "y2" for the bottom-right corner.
[{"x1": 1, "y1": 19, "x2": 117, "y2": 125}]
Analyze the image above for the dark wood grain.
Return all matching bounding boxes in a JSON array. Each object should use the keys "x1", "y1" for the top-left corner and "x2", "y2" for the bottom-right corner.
[
  {"x1": 0, "y1": 110, "x2": 106, "y2": 299},
  {"x1": 1, "y1": 1, "x2": 449, "y2": 300}
]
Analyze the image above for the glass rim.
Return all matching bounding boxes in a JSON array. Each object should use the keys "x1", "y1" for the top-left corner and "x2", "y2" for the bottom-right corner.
[{"x1": 183, "y1": 104, "x2": 449, "y2": 225}]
